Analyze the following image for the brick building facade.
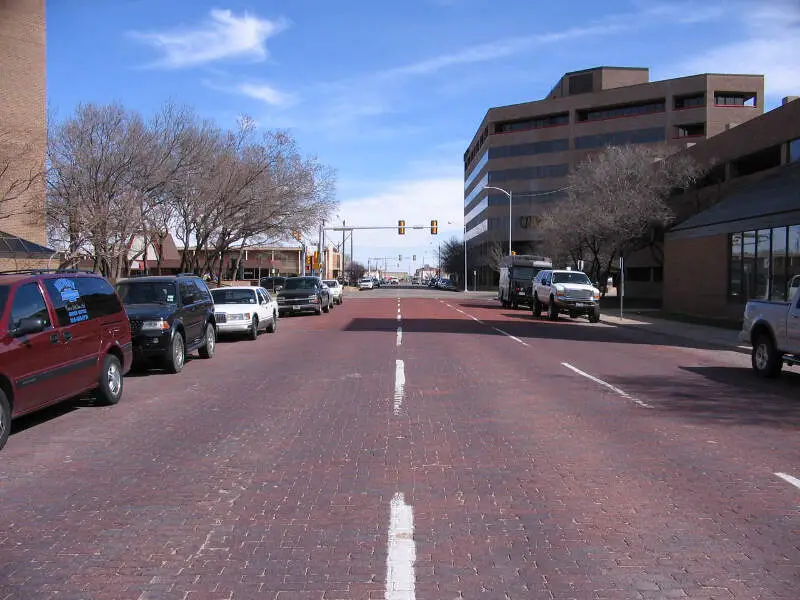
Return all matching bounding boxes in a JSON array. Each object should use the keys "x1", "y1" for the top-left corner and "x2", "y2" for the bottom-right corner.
[{"x1": 0, "y1": 0, "x2": 50, "y2": 269}]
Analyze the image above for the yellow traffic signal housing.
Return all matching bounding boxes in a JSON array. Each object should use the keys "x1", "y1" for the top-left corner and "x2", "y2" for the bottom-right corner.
[
  {"x1": 431, "y1": 219, "x2": 438, "y2": 235},
  {"x1": 398, "y1": 219, "x2": 406, "y2": 235}
]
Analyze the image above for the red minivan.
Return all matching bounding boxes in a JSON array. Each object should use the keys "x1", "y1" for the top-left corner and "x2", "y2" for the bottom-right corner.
[{"x1": 0, "y1": 270, "x2": 133, "y2": 451}]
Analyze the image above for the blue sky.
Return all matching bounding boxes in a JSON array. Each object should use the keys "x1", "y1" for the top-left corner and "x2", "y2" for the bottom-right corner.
[{"x1": 47, "y1": 0, "x2": 799, "y2": 270}]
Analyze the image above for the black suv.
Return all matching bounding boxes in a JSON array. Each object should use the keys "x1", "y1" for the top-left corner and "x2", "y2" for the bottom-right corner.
[{"x1": 115, "y1": 274, "x2": 216, "y2": 373}]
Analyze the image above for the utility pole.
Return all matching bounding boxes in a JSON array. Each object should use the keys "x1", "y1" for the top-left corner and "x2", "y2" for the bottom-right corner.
[{"x1": 341, "y1": 220, "x2": 346, "y2": 281}]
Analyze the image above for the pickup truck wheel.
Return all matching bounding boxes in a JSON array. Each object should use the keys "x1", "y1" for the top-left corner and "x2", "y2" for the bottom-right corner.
[
  {"x1": 165, "y1": 333, "x2": 185, "y2": 374},
  {"x1": 589, "y1": 308, "x2": 601, "y2": 323},
  {"x1": 198, "y1": 324, "x2": 216, "y2": 358},
  {"x1": 0, "y1": 388, "x2": 11, "y2": 450},
  {"x1": 95, "y1": 354, "x2": 123, "y2": 406},
  {"x1": 548, "y1": 297, "x2": 559, "y2": 321},
  {"x1": 322, "y1": 301, "x2": 330, "y2": 313},
  {"x1": 315, "y1": 305, "x2": 323, "y2": 315},
  {"x1": 752, "y1": 333, "x2": 782, "y2": 378},
  {"x1": 532, "y1": 296, "x2": 541, "y2": 318},
  {"x1": 248, "y1": 317, "x2": 258, "y2": 340},
  {"x1": 266, "y1": 312, "x2": 277, "y2": 333},
  {"x1": 512, "y1": 300, "x2": 519, "y2": 310}
]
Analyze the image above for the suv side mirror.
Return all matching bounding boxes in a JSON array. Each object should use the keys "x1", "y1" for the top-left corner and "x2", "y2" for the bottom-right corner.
[{"x1": 12, "y1": 316, "x2": 46, "y2": 337}]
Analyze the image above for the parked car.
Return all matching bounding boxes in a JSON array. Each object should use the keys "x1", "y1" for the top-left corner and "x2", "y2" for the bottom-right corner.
[
  {"x1": 359, "y1": 277, "x2": 374, "y2": 290},
  {"x1": 211, "y1": 286, "x2": 278, "y2": 339},
  {"x1": 0, "y1": 270, "x2": 133, "y2": 451},
  {"x1": 739, "y1": 283, "x2": 800, "y2": 377},
  {"x1": 323, "y1": 279, "x2": 344, "y2": 304},
  {"x1": 259, "y1": 276, "x2": 287, "y2": 293},
  {"x1": 115, "y1": 274, "x2": 216, "y2": 373},
  {"x1": 437, "y1": 278, "x2": 459, "y2": 291},
  {"x1": 276, "y1": 276, "x2": 332, "y2": 316},
  {"x1": 531, "y1": 269, "x2": 601, "y2": 322}
]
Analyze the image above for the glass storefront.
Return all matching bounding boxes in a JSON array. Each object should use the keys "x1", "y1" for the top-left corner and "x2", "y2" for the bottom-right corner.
[{"x1": 729, "y1": 224, "x2": 800, "y2": 301}]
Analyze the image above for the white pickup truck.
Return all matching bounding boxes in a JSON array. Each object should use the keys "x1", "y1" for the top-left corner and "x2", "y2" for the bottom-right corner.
[{"x1": 739, "y1": 277, "x2": 800, "y2": 377}]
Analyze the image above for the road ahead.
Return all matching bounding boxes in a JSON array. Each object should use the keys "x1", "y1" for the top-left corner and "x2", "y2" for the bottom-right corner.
[{"x1": 2, "y1": 292, "x2": 799, "y2": 599}]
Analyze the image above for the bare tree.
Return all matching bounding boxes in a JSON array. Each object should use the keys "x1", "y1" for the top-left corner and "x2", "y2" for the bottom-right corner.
[
  {"x1": 440, "y1": 236, "x2": 465, "y2": 288},
  {"x1": 538, "y1": 143, "x2": 706, "y2": 286},
  {"x1": 345, "y1": 261, "x2": 366, "y2": 284}
]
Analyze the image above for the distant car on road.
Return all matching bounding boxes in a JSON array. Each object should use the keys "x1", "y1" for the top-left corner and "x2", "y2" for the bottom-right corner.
[
  {"x1": 359, "y1": 277, "x2": 374, "y2": 290},
  {"x1": 211, "y1": 286, "x2": 278, "y2": 340}
]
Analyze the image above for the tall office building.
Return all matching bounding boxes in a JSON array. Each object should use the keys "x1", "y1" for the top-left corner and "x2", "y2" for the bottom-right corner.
[
  {"x1": 0, "y1": 0, "x2": 50, "y2": 265},
  {"x1": 463, "y1": 66, "x2": 764, "y2": 287}
]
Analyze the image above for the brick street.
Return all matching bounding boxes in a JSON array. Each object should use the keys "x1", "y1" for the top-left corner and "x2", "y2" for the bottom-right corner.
[{"x1": 1, "y1": 290, "x2": 798, "y2": 599}]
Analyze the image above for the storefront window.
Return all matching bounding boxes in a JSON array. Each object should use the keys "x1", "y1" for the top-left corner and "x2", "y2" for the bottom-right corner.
[
  {"x1": 771, "y1": 227, "x2": 788, "y2": 301},
  {"x1": 789, "y1": 225, "x2": 800, "y2": 282},
  {"x1": 729, "y1": 233, "x2": 743, "y2": 299},
  {"x1": 742, "y1": 231, "x2": 756, "y2": 299},
  {"x1": 756, "y1": 229, "x2": 771, "y2": 299}
]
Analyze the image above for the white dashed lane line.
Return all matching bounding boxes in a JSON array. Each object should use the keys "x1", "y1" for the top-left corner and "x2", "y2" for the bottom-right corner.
[
  {"x1": 393, "y1": 359, "x2": 405, "y2": 415},
  {"x1": 561, "y1": 362, "x2": 653, "y2": 409},
  {"x1": 386, "y1": 492, "x2": 416, "y2": 600},
  {"x1": 396, "y1": 327, "x2": 402, "y2": 347},
  {"x1": 775, "y1": 472, "x2": 800, "y2": 491},
  {"x1": 491, "y1": 326, "x2": 530, "y2": 347}
]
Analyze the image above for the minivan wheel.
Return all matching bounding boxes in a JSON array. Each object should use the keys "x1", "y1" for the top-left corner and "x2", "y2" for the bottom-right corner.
[
  {"x1": 95, "y1": 354, "x2": 123, "y2": 406},
  {"x1": 199, "y1": 324, "x2": 216, "y2": 358},
  {"x1": 166, "y1": 333, "x2": 185, "y2": 374},
  {"x1": 0, "y1": 389, "x2": 10, "y2": 451}
]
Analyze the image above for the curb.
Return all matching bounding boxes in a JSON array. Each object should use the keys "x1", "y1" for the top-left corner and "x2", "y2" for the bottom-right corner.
[{"x1": 600, "y1": 315, "x2": 751, "y2": 356}]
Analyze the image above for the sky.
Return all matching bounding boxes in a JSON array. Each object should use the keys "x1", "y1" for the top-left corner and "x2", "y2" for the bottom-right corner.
[{"x1": 46, "y1": 0, "x2": 800, "y2": 272}]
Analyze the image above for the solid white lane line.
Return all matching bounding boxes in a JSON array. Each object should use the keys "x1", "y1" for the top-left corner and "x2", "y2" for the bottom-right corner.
[
  {"x1": 775, "y1": 472, "x2": 800, "y2": 491},
  {"x1": 393, "y1": 359, "x2": 405, "y2": 415},
  {"x1": 468, "y1": 314, "x2": 484, "y2": 325},
  {"x1": 386, "y1": 492, "x2": 416, "y2": 600},
  {"x1": 561, "y1": 362, "x2": 652, "y2": 408},
  {"x1": 491, "y1": 326, "x2": 529, "y2": 347},
  {"x1": 396, "y1": 327, "x2": 403, "y2": 347}
]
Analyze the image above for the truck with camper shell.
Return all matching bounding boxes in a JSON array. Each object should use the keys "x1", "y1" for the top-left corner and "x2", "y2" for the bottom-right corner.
[{"x1": 498, "y1": 254, "x2": 553, "y2": 309}]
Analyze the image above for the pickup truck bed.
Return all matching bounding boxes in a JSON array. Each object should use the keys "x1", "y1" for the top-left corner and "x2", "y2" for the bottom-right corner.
[{"x1": 739, "y1": 288, "x2": 800, "y2": 377}]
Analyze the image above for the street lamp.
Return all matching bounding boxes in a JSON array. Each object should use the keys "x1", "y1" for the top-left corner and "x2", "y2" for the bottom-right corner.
[{"x1": 484, "y1": 185, "x2": 513, "y2": 256}]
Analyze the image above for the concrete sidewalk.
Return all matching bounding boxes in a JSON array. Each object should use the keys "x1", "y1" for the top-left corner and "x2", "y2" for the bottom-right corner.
[{"x1": 601, "y1": 310, "x2": 751, "y2": 353}]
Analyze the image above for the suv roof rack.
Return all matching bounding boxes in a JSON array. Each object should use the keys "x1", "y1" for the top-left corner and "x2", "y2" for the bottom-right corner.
[{"x1": 176, "y1": 272, "x2": 198, "y2": 277}]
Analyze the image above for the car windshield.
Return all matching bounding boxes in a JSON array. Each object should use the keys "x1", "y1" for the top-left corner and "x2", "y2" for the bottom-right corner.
[
  {"x1": 211, "y1": 289, "x2": 256, "y2": 304},
  {"x1": 283, "y1": 278, "x2": 317, "y2": 290},
  {"x1": 116, "y1": 281, "x2": 177, "y2": 305},
  {"x1": 552, "y1": 272, "x2": 592, "y2": 285},
  {"x1": 323, "y1": 280, "x2": 338, "y2": 287}
]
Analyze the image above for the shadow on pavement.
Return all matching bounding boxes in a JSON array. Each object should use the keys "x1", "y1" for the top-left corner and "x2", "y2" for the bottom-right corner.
[
  {"x1": 10, "y1": 394, "x2": 95, "y2": 438},
  {"x1": 343, "y1": 316, "x2": 725, "y2": 351},
  {"x1": 609, "y1": 366, "x2": 800, "y2": 428}
]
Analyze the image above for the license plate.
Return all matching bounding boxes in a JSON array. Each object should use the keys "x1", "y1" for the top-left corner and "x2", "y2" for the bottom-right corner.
[
  {"x1": 292, "y1": 305, "x2": 300, "y2": 310},
  {"x1": 575, "y1": 303, "x2": 584, "y2": 307}
]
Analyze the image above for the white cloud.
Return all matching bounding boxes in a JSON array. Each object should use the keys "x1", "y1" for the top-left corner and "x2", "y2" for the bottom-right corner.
[
  {"x1": 336, "y1": 176, "x2": 466, "y2": 267},
  {"x1": 237, "y1": 82, "x2": 294, "y2": 107},
  {"x1": 129, "y1": 8, "x2": 289, "y2": 69},
  {"x1": 662, "y1": 1, "x2": 800, "y2": 100}
]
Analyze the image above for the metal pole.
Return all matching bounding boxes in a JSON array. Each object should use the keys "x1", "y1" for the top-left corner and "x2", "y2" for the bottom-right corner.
[
  {"x1": 342, "y1": 220, "x2": 346, "y2": 280},
  {"x1": 619, "y1": 256, "x2": 625, "y2": 321},
  {"x1": 350, "y1": 230, "x2": 353, "y2": 282},
  {"x1": 508, "y1": 190, "x2": 513, "y2": 257},
  {"x1": 463, "y1": 224, "x2": 468, "y2": 292}
]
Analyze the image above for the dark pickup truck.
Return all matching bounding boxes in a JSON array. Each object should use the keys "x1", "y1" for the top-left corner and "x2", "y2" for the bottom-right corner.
[
  {"x1": 275, "y1": 276, "x2": 332, "y2": 316},
  {"x1": 115, "y1": 274, "x2": 217, "y2": 373}
]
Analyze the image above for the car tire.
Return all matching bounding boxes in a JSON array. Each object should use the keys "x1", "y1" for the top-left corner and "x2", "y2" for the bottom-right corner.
[
  {"x1": 267, "y1": 312, "x2": 277, "y2": 333},
  {"x1": 199, "y1": 324, "x2": 216, "y2": 358},
  {"x1": 752, "y1": 332, "x2": 782, "y2": 378},
  {"x1": 322, "y1": 301, "x2": 330, "y2": 313},
  {"x1": 248, "y1": 317, "x2": 259, "y2": 340},
  {"x1": 165, "y1": 332, "x2": 185, "y2": 374},
  {"x1": 532, "y1": 296, "x2": 541, "y2": 318},
  {"x1": 589, "y1": 308, "x2": 601, "y2": 323},
  {"x1": 95, "y1": 354, "x2": 123, "y2": 406},
  {"x1": 315, "y1": 305, "x2": 323, "y2": 315},
  {"x1": 0, "y1": 388, "x2": 11, "y2": 451},
  {"x1": 548, "y1": 298, "x2": 559, "y2": 321}
]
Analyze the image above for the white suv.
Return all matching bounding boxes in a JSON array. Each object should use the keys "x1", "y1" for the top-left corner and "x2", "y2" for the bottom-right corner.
[
  {"x1": 323, "y1": 279, "x2": 344, "y2": 304},
  {"x1": 358, "y1": 277, "x2": 374, "y2": 290},
  {"x1": 532, "y1": 269, "x2": 601, "y2": 322}
]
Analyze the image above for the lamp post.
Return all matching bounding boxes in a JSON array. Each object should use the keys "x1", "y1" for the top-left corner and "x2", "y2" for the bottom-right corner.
[{"x1": 484, "y1": 185, "x2": 513, "y2": 256}]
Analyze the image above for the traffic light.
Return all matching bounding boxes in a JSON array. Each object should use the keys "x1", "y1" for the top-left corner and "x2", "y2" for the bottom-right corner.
[
  {"x1": 398, "y1": 219, "x2": 406, "y2": 235},
  {"x1": 398, "y1": 254, "x2": 402, "y2": 261},
  {"x1": 431, "y1": 219, "x2": 438, "y2": 235},
  {"x1": 412, "y1": 255, "x2": 416, "y2": 261}
]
